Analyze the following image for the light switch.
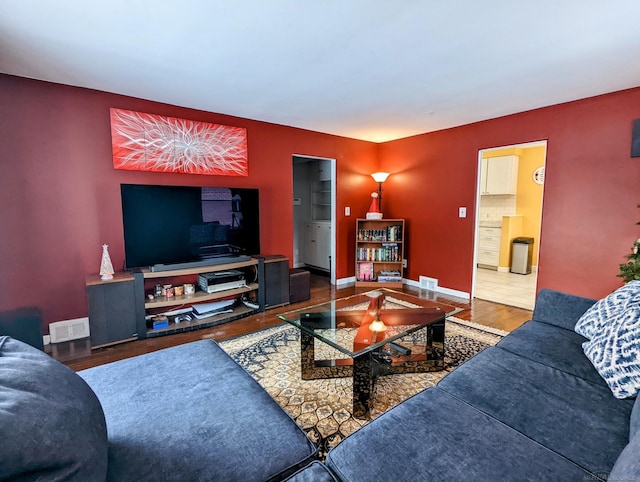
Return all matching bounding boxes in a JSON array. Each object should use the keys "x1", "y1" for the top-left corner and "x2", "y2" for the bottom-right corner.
[
  {"x1": 459, "y1": 207, "x2": 467, "y2": 218},
  {"x1": 345, "y1": 206, "x2": 351, "y2": 216}
]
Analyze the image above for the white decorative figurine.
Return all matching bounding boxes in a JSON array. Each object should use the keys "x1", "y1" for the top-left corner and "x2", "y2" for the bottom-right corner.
[{"x1": 100, "y1": 244, "x2": 115, "y2": 280}]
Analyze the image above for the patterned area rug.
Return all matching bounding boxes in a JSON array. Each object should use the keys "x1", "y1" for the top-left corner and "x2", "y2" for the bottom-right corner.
[{"x1": 220, "y1": 317, "x2": 504, "y2": 458}]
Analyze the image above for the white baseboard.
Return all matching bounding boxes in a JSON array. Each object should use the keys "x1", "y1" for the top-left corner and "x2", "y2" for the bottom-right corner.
[
  {"x1": 437, "y1": 285, "x2": 471, "y2": 300},
  {"x1": 336, "y1": 276, "x2": 356, "y2": 287},
  {"x1": 498, "y1": 265, "x2": 537, "y2": 273},
  {"x1": 404, "y1": 278, "x2": 470, "y2": 300},
  {"x1": 336, "y1": 275, "x2": 470, "y2": 300}
]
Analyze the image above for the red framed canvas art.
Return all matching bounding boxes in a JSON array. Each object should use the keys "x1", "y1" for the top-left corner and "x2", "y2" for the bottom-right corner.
[{"x1": 110, "y1": 108, "x2": 248, "y2": 176}]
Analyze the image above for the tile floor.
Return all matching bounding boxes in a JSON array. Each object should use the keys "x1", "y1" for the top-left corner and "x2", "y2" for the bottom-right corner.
[{"x1": 474, "y1": 267, "x2": 537, "y2": 311}]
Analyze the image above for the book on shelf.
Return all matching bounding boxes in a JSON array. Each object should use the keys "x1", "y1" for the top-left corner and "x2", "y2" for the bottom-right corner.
[
  {"x1": 356, "y1": 244, "x2": 400, "y2": 262},
  {"x1": 357, "y1": 225, "x2": 403, "y2": 242},
  {"x1": 357, "y1": 262, "x2": 375, "y2": 281}
]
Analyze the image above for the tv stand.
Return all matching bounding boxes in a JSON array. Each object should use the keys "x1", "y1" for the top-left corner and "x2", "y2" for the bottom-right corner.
[
  {"x1": 86, "y1": 256, "x2": 291, "y2": 348},
  {"x1": 136, "y1": 258, "x2": 262, "y2": 339},
  {"x1": 149, "y1": 255, "x2": 252, "y2": 272}
]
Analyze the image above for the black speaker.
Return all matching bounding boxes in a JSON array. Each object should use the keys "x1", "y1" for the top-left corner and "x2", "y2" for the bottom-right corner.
[
  {"x1": 87, "y1": 276, "x2": 140, "y2": 347},
  {"x1": 0, "y1": 307, "x2": 43, "y2": 350},
  {"x1": 256, "y1": 255, "x2": 290, "y2": 310},
  {"x1": 632, "y1": 118, "x2": 640, "y2": 158}
]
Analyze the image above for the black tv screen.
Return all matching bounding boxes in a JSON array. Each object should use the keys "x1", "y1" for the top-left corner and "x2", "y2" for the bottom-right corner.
[{"x1": 121, "y1": 184, "x2": 260, "y2": 270}]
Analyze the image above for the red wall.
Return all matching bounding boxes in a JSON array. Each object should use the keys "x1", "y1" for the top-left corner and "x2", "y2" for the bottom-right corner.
[
  {"x1": 0, "y1": 74, "x2": 378, "y2": 329},
  {"x1": 2, "y1": 73, "x2": 639, "y2": 331},
  {"x1": 379, "y1": 87, "x2": 640, "y2": 300}
]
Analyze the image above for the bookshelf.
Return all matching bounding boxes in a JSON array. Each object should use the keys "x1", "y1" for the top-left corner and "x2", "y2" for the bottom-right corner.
[{"x1": 355, "y1": 218, "x2": 405, "y2": 288}]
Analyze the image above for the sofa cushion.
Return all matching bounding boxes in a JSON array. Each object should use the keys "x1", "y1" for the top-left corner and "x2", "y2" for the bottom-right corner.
[
  {"x1": 582, "y1": 306, "x2": 640, "y2": 399},
  {"x1": 326, "y1": 387, "x2": 593, "y2": 482},
  {"x1": 631, "y1": 396, "x2": 640, "y2": 440},
  {"x1": 0, "y1": 336, "x2": 108, "y2": 481},
  {"x1": 285, "y1": 461, "x2": 339, "y2": 482},
  {"x1": 532, "y1": 288, "x2": 596, "y2": 331},
  {"x1": 497, "y1": 320, "x2": 604, "y2": 385},
  {"x1": 79, "y1": 339, "x2": 317, "y2": 482},
  {"x1": 574, "y1": 280, "x2": 640, "y2": 339},
  {"x1": 609, "y1": 428, "x2": 640, "y2": 481},
  {"x1": 437, "y1": 346, "x2": 633, "y2": 475}
]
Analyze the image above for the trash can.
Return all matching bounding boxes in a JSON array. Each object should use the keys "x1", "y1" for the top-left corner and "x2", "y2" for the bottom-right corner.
[{"x1": 510, "y1": 237, "x2": 534, "y2": 275}]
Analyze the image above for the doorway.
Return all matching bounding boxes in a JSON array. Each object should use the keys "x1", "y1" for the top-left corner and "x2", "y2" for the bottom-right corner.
[
  {"x1": 292, "y1": 155, "x2": 336, "y2": 285},
  {"x1": 472, "y1": 141, "x2": 547, "y2": 310}
]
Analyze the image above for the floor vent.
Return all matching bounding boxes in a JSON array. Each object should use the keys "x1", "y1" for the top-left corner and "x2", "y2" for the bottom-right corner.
[
  {"x1": 419, "y1": 276, "x2": 438, "y2": 292},
  {"x1": 49, "y1": 317, "x2": 90, "y2": 343}
]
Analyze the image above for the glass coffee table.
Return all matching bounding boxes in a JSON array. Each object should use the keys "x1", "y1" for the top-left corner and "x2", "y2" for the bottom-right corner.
[{"x1": 278, "y1": 288, "x2": 462, "y2": 418}]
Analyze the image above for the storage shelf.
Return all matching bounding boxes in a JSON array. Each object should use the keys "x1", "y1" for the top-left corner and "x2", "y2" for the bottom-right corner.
[
  {"x1": 87, "y1": 256, "x2": 278, "y2": 347},
  {"x1": 356, "y1": 240, "x2": 400, "y2": 244},
  {"x1": 355, "y1": 218, "x2": 405, "y2": 288},
  {"x1": 355, "y1": 280, "x2": 403, "y2": 288},
  {"x1": 140, "y1": 258, "x2": 258, "y2": 279},
  {"x1": 144, "y1": 283, "x2": 259, "y2": 309},
  {"x1": 356, "y1": 261, "x2": 402, "y2": 265},
  {"x1": 134, "y1": 258, "x2": 264, "y2": 341},
  {"x1": 146, "y1": 304, "x2": 258, "y2": 337}
]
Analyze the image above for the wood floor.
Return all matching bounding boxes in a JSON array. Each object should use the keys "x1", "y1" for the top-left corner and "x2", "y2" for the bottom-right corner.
[{"x1": 53, "y1": 273, "x2": 532, "y2": 372}]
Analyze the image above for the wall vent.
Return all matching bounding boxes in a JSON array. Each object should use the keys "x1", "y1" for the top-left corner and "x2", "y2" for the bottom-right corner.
[
  {"x1": 419, "y1": 276, "x2": 438, "y2": 292},
  {"x1": 49, "y1": 317, "x2": 90, "y2": 343}
]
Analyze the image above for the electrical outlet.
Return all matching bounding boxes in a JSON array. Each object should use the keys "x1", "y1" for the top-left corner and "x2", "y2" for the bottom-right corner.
[
  {"x1": 402, "y1": 259, "x2": 407, "y2": 268},
  {"x1": 459, "y1": 207, "x2": 467, "y2": 218}
]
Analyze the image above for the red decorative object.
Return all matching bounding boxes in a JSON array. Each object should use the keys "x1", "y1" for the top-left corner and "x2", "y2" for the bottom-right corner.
[
  {"x1": 110, "y1": 108, "x2": 248, "y2": 176},
  {"x1": 366, "y1": 192, "x2": 383, "y2": 220}
]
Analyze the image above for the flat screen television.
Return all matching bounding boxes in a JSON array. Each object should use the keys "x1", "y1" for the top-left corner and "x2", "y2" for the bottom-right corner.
[{"x1": 121, "y1": 184, "x2": 260, "y2": 271}]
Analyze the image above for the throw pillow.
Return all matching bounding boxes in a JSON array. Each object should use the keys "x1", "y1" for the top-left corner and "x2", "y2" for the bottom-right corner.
[
  {"x1": 0, "y1": 336, "x2": 108, "y2": 481},
  {"x1": 575, "y1": 280, "x2": 640, "y2": 339},
  {"x1": 582, "y1": 306, "x2": 640, "y2": 399}
]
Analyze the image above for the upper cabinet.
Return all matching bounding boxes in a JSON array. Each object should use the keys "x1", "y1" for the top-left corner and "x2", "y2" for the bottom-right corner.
[{"x1": 480, "y1": 155, "x2": 518, "y2": 195}]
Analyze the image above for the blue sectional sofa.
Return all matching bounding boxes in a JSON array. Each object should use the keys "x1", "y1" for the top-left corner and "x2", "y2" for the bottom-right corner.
[
  {"x1": 3, "y1": 287, "x2": 639, "y2": 481},
  {"x1": 0, "y1": 336, "x2": 317, "y2": 481},
  {"x1": 316, "y1": 288, "x2": 640, "y2": 481}
]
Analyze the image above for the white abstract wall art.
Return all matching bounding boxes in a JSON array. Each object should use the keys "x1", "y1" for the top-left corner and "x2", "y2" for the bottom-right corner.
[{"x1": 110, "y1": 108, "x2": 248, "y2": 176}]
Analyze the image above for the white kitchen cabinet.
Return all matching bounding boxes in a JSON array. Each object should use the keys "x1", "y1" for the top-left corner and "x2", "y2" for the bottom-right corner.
[
  {"x1": 303, "y1": 222, "x2": 331, "y2": 270},
  {"x1": 477, "y1": 226, "x2": 501, "y2": 268},
  {"x1": 480, "y1": 155, "x2": 518, "y2": 195}
]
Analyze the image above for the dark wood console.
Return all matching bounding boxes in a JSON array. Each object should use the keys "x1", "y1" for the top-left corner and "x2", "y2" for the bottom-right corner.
[{"x1": 86, "y1": 256, "x2": 290, "y2": 348}]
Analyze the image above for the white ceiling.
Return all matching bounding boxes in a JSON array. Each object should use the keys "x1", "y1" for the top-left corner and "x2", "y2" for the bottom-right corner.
[{"x1": 2, "y1": 1, "x2": 640, "y2": 142}]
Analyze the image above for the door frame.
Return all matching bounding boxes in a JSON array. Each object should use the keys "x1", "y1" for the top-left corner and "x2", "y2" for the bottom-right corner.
[
  {"x1": 471, "y1": 140, "x2": 547, "y2": 301},
  {"x1": 292, "y1": 154, "x2": 337, "y2": 285}
]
